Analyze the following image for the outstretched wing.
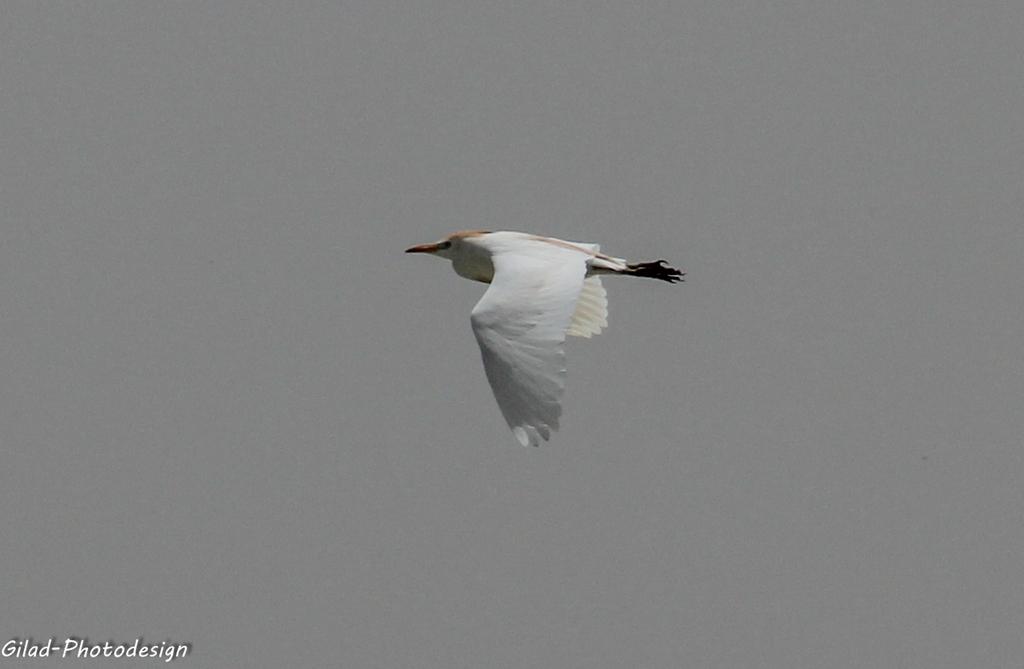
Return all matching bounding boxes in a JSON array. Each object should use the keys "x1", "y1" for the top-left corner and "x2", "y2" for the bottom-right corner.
[{"x1": 470, "y1": 242, "x2": 589, "y2": 446}]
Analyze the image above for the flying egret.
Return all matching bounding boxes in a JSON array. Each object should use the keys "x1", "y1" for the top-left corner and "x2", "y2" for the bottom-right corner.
[{"x1": 406, "y1": 230, "x2": 684, "y2": 447}]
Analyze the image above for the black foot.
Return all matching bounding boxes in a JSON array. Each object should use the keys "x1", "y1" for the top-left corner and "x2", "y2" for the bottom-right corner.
[{"x1": 627, "y1": 260, "x2": 686, "y2": 283}]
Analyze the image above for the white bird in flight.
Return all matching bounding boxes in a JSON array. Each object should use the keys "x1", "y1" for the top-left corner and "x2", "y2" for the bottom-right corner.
[{"x1": 406, "y1": 230, "x2": 684, "y2": 447}]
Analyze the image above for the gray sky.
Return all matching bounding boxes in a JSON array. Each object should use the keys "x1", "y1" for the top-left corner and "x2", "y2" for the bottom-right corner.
[{"x1": 2, "y1": 2, "x2": 1022, "y2": 668}]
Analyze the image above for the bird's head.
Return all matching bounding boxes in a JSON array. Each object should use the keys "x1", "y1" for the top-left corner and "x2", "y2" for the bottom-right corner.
[
  {"x1": 404, "y1": 236, "x2": 455, "y2": 259},
  {"x1": 404, "y1": 230, "x2": 490, "y2": 261}
]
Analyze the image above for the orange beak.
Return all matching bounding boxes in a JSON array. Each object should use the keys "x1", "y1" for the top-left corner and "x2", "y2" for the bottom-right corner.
[{"x1": 405, "y1": 243, "x2": 441, "y2": 254}]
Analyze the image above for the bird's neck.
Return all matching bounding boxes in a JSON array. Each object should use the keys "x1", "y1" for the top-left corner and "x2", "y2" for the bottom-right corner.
[{"x1": 452, "y1": 247, "x2": 494, "y2": 284}]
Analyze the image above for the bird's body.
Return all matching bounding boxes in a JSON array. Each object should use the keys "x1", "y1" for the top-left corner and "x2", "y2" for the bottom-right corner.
[{"x1": 406, "y1": 230, "x2": 684, "y2": 447}]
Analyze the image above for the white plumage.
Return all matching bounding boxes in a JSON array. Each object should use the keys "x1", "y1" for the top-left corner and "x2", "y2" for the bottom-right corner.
[
  {"x1": 567, "y1": 276, "x2": 608, "y2": 338},
  {"x1": 406, "y1": 230, "x2": 683, "y2": 447}
]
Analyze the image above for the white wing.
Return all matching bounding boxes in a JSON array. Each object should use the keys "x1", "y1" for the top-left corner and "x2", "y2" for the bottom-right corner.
[
  {"x1": 470, "y1": 242, "x2": 589, "y2": 446},
  {"x1": 566, "y1": 276, "x2": 608, "y2": 338}
]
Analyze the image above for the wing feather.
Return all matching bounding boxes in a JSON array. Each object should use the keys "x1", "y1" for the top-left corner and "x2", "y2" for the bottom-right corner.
[
  {"x1": 470, "y1": 242, "x2": 589, "y2": 446},
  {"x1": 566, "y1": 276, "x2": 608, "y2": 338}
]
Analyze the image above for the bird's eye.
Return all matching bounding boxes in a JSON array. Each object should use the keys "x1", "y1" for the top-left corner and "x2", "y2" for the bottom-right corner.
[{"x1": 437, "y1": 241, "x2": 452, "y2": 250}]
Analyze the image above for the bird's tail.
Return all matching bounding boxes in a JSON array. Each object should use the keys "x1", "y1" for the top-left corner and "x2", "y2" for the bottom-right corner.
[{"x1": 623, "y1": 260, "x2": 686, "y2": 283}]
